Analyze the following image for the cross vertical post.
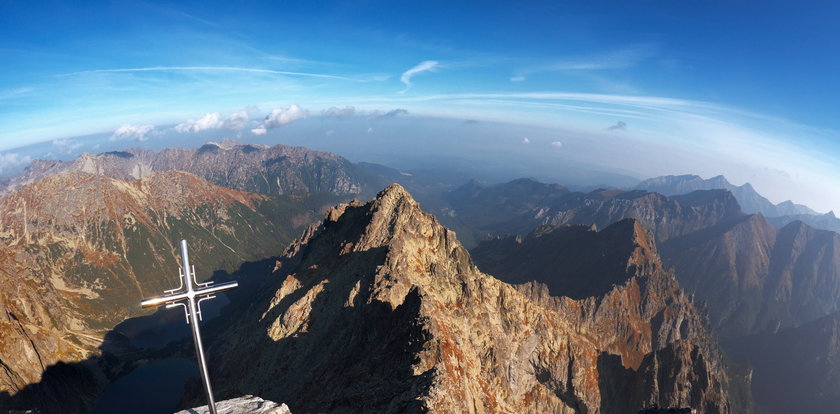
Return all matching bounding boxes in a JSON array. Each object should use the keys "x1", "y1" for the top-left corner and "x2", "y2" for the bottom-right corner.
[{"x1": 140, "y1": 240, "x2": 238, "y2": 414}]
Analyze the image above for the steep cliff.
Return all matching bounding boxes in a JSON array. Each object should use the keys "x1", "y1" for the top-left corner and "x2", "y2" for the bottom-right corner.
[{"x1": 206, "y1": 185, "x2": 734, "y2": 413}]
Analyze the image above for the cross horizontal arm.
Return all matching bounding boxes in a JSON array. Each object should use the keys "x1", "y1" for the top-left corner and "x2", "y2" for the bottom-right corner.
[
  {"x1": 193, "y1": 281, "x2": 239, "y2": 297},
  {"x1": 140, "y1": 281, "x2": 239, "y2": 309},
  {"x1": 141, "y1": 291, "x2": 190, "y2": 309}
]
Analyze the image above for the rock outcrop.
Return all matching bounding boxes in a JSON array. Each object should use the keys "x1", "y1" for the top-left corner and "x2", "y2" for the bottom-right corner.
[
  {"x1": 175, "y1": 395, "x2": 291, "y2": 414},
  {"x1": 205, "y1": 184, "x2": 734, "y2": 413}
]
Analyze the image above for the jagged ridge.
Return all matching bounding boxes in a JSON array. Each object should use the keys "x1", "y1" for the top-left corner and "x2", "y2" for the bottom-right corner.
[{"x1": 206, "y1": 184, "x2": 733, "y2": 413}]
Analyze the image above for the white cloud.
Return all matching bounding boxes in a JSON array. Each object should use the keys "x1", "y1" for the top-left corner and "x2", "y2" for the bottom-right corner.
[
  {"x1": 175, "y1": 110, "x2": 251, "y2": 133},
  {"x1": 551, "y1": 141, "x2": 563, "y2": 148},
  {"x1": 263, "y1": 104, "x2": 309, "y2": 128},
  {"x1": 522, "y1": 137, "x2": 530, "y2": 144},
  {"x1": 322, "y1": 106, "x2": 356, "y2": 118},
  {"x1": 367, "y1": 127, "x2": 374, "y2": 133},
  {"x1": 510, "y1": 76, "x2": 526, "y2": 82},
  {"x1": 0, "y1": 152, "x2": 32, "y2": 175},
  {"x1": 399, "y1": 60, "x2": 439, "y2": 94},
  {"x1": 248, "y1": 104, "x2": 308, "y2": 135},
  {"x1": 221, "y1": 110, "x2": 250, "y2": 130},
  {"x1": 175, "y1": 113, "x2": 222, "y2": 133},
  {"x1": 110, "y1": 124, "x2": 156, "y2": 141},
  {"x1": 325, "y1": 129, "x2": 335, "y2": 136}
]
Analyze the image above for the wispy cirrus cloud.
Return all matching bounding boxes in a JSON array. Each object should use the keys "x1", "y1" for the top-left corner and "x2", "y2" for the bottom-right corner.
[
  {"x1": 399, "y1": 61, "x2": 439, "y2": 94},
  {"x1": 60, "y1": 66, "x2": 359, "y2": 82},
  {"x1": 511, "y1": 44, "x2": 657, "y2": 82}
]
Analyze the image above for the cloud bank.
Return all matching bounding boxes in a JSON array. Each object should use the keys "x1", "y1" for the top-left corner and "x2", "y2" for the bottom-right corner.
[
  {"x1": 369, "y1": 108, "x2": 408, "y2": 120},
  {"x1": 322, "y1": 106, "x2": 356, "y2": 118},
  {"x1": 0, "y1": 152, "x2": 32, "y2": 175},
  {"x1": 52, "y1": 138, "x2": 83, "y2": 154}
]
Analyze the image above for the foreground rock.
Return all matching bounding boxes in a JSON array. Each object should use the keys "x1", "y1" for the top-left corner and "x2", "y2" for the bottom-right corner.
[
  {"x1": 175, "y1": 395, "x2": 290, "y2": 414},
  {"x1": 204, "y1": 184, "x2": 735, "y2": 413}
]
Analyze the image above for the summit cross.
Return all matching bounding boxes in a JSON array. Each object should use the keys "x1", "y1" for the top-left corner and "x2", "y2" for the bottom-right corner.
[{"x1": 140, "y1": 240, "x2": 238, "y2": 414}]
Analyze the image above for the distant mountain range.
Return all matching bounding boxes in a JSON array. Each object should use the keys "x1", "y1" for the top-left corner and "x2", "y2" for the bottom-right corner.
[
  {"x1": 0, "y1": 141, "x2": 388, "y2": 198},
  {"x1": 635, "y1": 174, "x2": 817, "y2": 217}
]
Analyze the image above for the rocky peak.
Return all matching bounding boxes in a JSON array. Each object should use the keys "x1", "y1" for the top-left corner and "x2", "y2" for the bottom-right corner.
[{"x1": 207, "y1": 184, "x2": 735, "y2": 413}]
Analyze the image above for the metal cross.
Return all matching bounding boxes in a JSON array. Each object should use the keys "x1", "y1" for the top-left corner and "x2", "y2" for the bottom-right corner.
[{"x1": 140, "y1": 240, "x2": 238, "y2": 414}]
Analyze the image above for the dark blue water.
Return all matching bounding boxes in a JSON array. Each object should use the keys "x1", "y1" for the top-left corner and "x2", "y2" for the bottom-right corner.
[
  {"x1": 91, "y1": 358, "x2": 198, "y2": 414},
  {"x1": 115, "y1": 293, "x2": 230, "y2": 349}
]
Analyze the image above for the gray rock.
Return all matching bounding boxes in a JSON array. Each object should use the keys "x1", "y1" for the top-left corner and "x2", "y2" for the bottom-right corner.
[{"x1": 175, "y1": 395, "x2": 291, "y2": 414}]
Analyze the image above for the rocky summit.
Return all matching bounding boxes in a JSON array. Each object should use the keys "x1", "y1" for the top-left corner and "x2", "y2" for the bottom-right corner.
[{"x1": 203, "y1": 184, "x2": 734, "y2": 413}]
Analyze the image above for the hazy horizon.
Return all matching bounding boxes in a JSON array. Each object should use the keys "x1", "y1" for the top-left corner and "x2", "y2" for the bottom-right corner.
[{"x1": 2, "y1": 1, "x2": 839, "y2": 212}]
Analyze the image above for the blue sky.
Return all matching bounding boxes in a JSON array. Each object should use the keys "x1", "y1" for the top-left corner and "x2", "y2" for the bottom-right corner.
[{"x1": 1, "y1": 1, "x2": 840, "y2": 212}]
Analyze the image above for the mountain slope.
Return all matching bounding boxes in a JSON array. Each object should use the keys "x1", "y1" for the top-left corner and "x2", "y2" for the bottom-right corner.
[
  {"x1": 2, "y1": 141, "x2": 388, "y2": 197},
  {"x1": 472, "y1": 220, "x2": 751, "y2": 412},
  {"x1": 726, "y1": 312, "x2": 840, "y2": 414},
  {"x1": 662, "y1": 215, "x2": 840, "y2": 340},
  {"x1": 204, "y1": 185, "x2": 734, "y2": 413},
  {"x1": 0, "y1": 170, "x2": 312, "y2": 407},
  {"x1": 635, "y1": 174, "x2": 816, "y2": 217},
  {"x1": 768, "y1": 210, "x2": 840, "y2": 234}
]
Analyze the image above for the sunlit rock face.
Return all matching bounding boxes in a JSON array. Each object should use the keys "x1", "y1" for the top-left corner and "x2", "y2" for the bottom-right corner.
[{"x1": 207, "y1": 184, "x2": 734, "y2": 413}]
